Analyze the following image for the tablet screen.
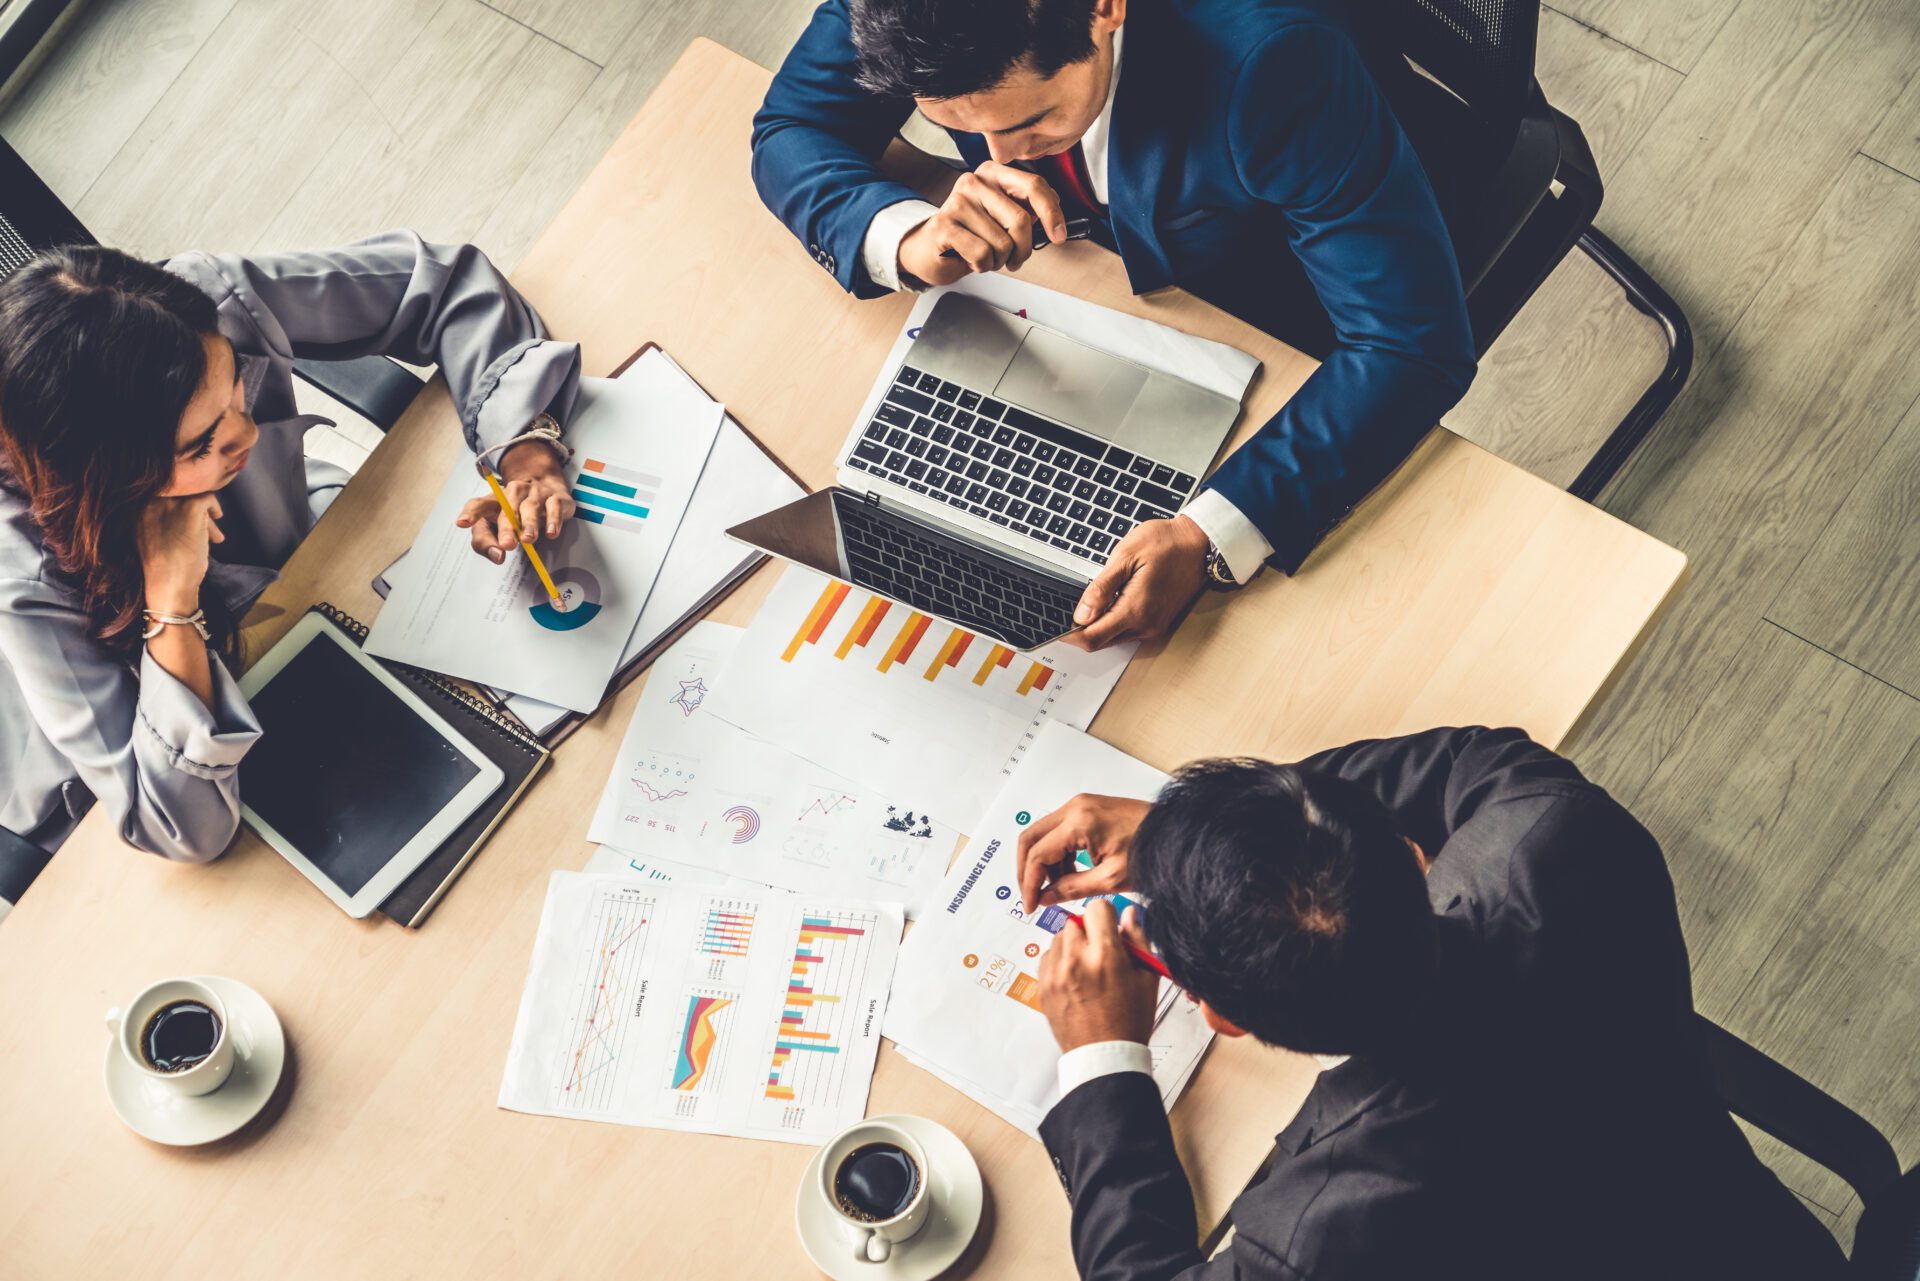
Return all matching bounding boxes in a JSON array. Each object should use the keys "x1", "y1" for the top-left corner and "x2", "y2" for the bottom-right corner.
[{"x1": 240, "y1": 635, "x2": 484, "y2": 896}]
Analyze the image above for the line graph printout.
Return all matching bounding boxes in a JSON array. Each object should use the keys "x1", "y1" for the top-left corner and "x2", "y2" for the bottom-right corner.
[
  {"x1": 883, "y1": 722, "x2": 1214, "y2": 1137},
  {"x1": 366, "y1": 360, "x2": 725, "y2": 711},
  {"x1": 588, "y1": 622, "x2": 956, "y2": 917},
  {"x1": 501, "y1": 873, "x2": 902, "y2": 1143},
  {"x1": 703, "y1": 567, "x2": 1135, "y2": 829}
]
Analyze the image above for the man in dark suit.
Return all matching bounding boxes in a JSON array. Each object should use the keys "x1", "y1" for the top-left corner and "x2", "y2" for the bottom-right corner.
[
  {"x1": 1022, "y1": 728, "x2": 1849, "y2": 1279},
  {"x1": 751, "y1": 0, "x2": 1477, "y2": 650}
]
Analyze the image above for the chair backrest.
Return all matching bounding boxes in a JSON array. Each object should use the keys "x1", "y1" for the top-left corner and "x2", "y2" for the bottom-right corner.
[
  {"x1": 1694, "y1": 1013, "x2": 1901, "y2": 1210},
  {"x1": 1351, "y1": 0, "x2": 1540, "y2": 144},
  {"x1": 0, "y1": 134, "x2": 95, "y2": 280}
]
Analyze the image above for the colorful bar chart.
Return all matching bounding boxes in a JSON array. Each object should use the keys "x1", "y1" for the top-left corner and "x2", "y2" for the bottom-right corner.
[
  {"x1": 573, "y1": 458, "x2": 661, "y2": 534},
  {"x1": 765, "y1": 912, "x2": 871, "y2": 1104},
  {"x1": 783, "y1": 580, "x2": 852, "y2": 661},
  {"x1": 699, "y1": 906, "x2": 755, "y2": 958}
]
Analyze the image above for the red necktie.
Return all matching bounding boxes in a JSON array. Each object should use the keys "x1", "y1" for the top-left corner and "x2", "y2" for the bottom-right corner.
[{"x1": 1037, "y1": 144, "x2": 1104, "y2": 219}]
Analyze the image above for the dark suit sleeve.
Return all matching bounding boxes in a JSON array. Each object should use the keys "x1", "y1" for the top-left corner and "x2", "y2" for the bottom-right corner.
[
  {"x1": 1040, "y1": 1073, "x2": 1248, "y2": 1281},
  {"x1": 1206, "y1": 21, "x2": 1477, "y2": 572},
  {"x1": 750, "y1": 0, "x2": 928, "y2": 297},
  {"x1": 1294, "y1": 726, "x2": 1589, "y2": 855}
]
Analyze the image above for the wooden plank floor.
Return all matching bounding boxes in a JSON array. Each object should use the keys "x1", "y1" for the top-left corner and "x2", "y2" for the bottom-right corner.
[{"x1": 5, "y1": 0, "x2": 1919, "y2": 1252}]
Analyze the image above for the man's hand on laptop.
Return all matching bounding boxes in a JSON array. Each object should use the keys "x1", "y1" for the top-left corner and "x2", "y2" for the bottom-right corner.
[
  {"x1": 1062, "y1": 515, "x2": 1208, "y2": 651},
  {"x1": 1039, "y1": 899, "x2": 1160, "y2": 1054},
  {"x1": 898, "y1": 162, "x2": 1068, "y2": 288}
]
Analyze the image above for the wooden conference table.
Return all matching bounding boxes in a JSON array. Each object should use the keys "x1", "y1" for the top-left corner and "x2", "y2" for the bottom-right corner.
[{"x1": 0, "y1": 40, "x2": 1685, "y2": 1281}]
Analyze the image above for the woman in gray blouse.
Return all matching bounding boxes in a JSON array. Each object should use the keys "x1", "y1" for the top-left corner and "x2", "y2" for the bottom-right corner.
[{"x1": 0, "y1": 230, "x2": 582, "y2": 865}]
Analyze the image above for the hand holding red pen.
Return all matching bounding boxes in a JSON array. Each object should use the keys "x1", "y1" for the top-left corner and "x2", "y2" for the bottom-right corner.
[{"x1": 1037, "y1": 899, "x2": 1162, "y2": 1054}]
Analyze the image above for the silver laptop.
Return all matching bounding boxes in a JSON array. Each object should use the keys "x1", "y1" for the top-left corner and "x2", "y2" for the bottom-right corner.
[{"x1": 728, "y1": 292, "x2": 1247, "y2": 650}]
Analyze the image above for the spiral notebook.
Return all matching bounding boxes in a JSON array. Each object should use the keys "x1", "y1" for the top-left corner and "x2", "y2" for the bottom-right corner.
[{"x1": 308, "y1": 603, "x2": 551, "y2": 927}]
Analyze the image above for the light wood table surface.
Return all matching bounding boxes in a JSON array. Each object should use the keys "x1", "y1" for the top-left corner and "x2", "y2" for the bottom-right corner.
[{"x1": 0, "y1": 39, "x2": 1685, "y2": 1281}]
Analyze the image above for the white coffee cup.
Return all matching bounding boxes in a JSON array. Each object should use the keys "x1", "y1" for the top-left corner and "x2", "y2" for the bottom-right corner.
[
  {"x1": 818, "y1": 1118, "x2": 932, "y2": 1263},
  {"x1": 104, "y1": 978, "x2": 234, "y2": 1098}
]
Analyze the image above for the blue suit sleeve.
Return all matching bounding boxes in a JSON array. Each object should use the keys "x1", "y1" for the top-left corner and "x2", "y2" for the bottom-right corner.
[
  {"x1": 1208, "y1": 21, "x2": 1477, "y2": 572},
  {"x1": 751, "y1": 0, "x2": 928, "y2": 299}
]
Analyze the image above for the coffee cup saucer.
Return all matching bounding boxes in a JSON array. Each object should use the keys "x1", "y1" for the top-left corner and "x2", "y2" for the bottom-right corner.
[
  {"x1": 796, "y1": 1114, "x2": 983, "y2": 1281},
  {"x1": 103, "y1": 975, "x2": 286, "y2": 1146}
]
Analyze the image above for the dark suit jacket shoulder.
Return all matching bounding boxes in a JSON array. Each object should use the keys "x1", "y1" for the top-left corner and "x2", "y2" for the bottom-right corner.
[
  {"x1": 1300, "y1": 727, "x2": 1848, "y2": 1280},
  {"x1": 1040, "y1": 1052, "x2": 1467, "y2": 1280}
]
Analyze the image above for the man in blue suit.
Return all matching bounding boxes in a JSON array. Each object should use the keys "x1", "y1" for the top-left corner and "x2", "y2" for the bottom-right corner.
[{"x1": 753, "y1": 0, "x2": 1477, "y2": 651}]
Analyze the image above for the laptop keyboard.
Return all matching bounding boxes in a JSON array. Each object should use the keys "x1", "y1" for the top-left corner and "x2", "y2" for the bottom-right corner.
[
  {"x1": 847, "y1": 364, "x2": 1201, "y2": 565},
  {"x1": 837, "y1": 496, "x2": 1083, "y2": 648}
]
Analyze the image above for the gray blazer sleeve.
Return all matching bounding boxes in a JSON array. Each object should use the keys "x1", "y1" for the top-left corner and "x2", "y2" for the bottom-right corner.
[
  {"x1": 0, "y1": 577, "x2": 260, "y2": 862},
  {"x1": 166, "y1": 230, "x2": 583, "y2": 455}
]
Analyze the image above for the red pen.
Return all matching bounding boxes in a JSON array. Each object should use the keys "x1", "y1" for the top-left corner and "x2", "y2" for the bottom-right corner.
[{"x1": 1061, "y1": 908, "x2": 1176, "y2": 983}]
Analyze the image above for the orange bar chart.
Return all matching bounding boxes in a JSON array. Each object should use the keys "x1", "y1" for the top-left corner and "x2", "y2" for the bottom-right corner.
[
  {"x1": 923, "y1": 627, "x2": 973, "y2": 680},
  {"x1": 783, "y1": 580, "x2": 851, "y2": 662},
  {"x1": 876, "y1": 612, "x2": 932, "y2": 673},
  {"x1": 973, "y1": 643, "x2": 1013, "y2": 685},
  {"x1": 834, "y1": 596, "x2": 891, "y2": 659},
  {"x1": 1015, "y1": 661, "x2": 1055, "y2": 696}
]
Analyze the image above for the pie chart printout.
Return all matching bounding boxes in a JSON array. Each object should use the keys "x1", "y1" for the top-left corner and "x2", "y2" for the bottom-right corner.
[{"x1": 530, "y1": 567, "x2": 604, "y2": 632}]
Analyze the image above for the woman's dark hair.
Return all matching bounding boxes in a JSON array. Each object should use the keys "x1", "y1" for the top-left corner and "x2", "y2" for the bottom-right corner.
[
  {"x1": 0, "y1": 246, "x2": 236, "y2": 658},
  {"x1": 850, "y1": 0, "x2": 1101, "y2": 100},
  {"x1": 1132, "y1": 760, "x2": 1438, "y2": 1057}
]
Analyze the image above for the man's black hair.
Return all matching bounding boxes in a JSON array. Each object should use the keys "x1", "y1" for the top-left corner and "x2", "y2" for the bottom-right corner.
[
  {"x1": 849, "y1": 0, "x2": 1102, "y2": 101},
  {"x1": 1132, "y1": 760, "x2": 1438, "y2": 1057}
]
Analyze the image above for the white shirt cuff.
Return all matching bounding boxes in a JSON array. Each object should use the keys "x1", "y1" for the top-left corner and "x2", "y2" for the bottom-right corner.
[
  {"x1": 1058, "y1": 1040, "x2": 1154, "y2": 1098},
  {"x1": 860, "y1": 199, "x2": 941, "y2": 293},
  {"x1": 1182, "y1": 489, "x2": 1274, "y2": 586}
]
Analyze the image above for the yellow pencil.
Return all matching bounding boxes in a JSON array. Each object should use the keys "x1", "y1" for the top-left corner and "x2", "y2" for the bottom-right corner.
[{"x1": 481, "y1": 467, "x2": 564, "y2": 607}]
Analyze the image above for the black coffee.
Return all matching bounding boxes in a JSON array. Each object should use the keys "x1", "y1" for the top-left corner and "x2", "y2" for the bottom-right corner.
[
  {"x1": 141, "y1": 1000, "x2": 221, "y2": 1073},
  {"x1": 833, "y1": 1142, "x2": 921, "y2": 1222}
]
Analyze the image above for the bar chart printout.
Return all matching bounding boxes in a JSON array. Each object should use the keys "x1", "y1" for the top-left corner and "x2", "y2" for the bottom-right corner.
[
  {"x1": 763, "y1": 909, "x2": 881, "y2": 1132},
  {"x1": 705, "y1": 567, "x2": 1135, "y2": 828},
  {"x1": 698, "y1": 899, "x2": 756, "y2": 982},
  {"x1": 500, "y1": 874, "x2": 901, "y2": 1144}
]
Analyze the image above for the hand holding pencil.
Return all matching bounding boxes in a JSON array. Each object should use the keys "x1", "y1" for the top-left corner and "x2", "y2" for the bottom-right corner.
[{"x1": 454, "y1": 441, "x2": 577, "y2": 590}]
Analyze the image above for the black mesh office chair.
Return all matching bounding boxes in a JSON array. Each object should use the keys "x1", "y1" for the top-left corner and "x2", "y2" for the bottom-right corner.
[
  {"x1": 1348, "y1": 0, "x2": 1692, "y2": 502},
  {"x1": 1695, "y1": 1013, "x2": 1920, "y2": 1277}
]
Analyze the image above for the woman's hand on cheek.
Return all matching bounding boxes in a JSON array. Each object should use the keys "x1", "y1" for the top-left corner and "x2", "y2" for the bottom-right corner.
[{"x1": 139, "y1": 494, "x2": 223, "y2": 612}]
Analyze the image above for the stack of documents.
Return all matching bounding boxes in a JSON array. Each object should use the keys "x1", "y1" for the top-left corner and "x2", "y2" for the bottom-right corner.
[{"x1": 882, "y1": 722, "x2": 1214, "y2": 1137}]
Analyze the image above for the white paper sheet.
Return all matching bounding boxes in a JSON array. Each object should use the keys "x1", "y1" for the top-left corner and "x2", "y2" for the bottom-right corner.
[
  {"x1": 587, "y1": 622, "x2": 957, "y2": 918},
  {"x1": 881, "y1": 722, "x2": 1214, "y2": 1136},
  {"x1": 703, "y1": 566, "x2": 1133, "y2": 830},
  {"x1": 499, "y1": 873, "x2": 902, "y2": 1144},
  {"x1": 502, "y1": 351, "x2": 805, "y2": 733},
  {"x1": 366, "y1": 361, "x2": 724, "y2": 711}
]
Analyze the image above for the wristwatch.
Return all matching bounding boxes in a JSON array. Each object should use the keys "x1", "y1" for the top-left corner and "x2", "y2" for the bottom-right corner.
[{"x1": 1203, "y1": 540, "x2": 1241, "y2": 591}]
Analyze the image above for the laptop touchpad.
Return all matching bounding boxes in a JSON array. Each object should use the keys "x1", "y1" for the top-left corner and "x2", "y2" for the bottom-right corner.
[{"x1": 993, "y1": 328, "x2": 1147, "y2": 431}]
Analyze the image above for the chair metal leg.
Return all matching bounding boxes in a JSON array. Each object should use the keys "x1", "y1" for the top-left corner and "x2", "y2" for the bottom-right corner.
[{"x1": 1566, "y1": 227, "x2": 1694, "y2": 503}]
